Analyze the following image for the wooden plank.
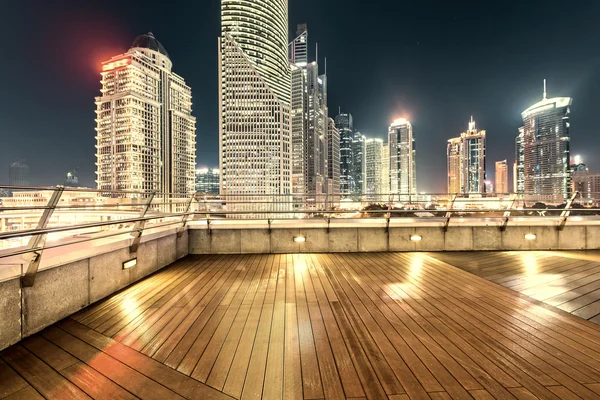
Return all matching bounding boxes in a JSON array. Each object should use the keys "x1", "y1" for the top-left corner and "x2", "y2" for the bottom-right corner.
[
  {"x1": 56, "y1": 319, "x2": 233, "y2": 400},
  {"x1": 331, "y1": 253, "x2": 476, "y2": 398},
  {"x1": 3, "y1": 386, "x2": 44, "y2": 400},
  {"x1": 0, "y1": 344, "x2": 90, "y2": 400},
  {"x1": 0, "y1": 358, "x2": 29, "y2": 398},
  {"x1": 220, "y1": 255, "x2": 278, "y2": 398},
  {"x1": 42, "y1": 326, "x2": 183, "y2": 400},
  {"x1": 191, "y1": 255, "x2": 264, "y2": 382},
  {"x1": 262, "y1": 254, "x2": 286, "y2": 399},
  {"x1": 60, "y1": 362, "x2": 138, "y2": 400},
  {"x1": 306, "y1": 255, "x2": 366, "y2": 398},
  {"x1": 376, "y1": 253, "x2": 563, "y2": 400},
  {"x1": 204, "y1": 255, "x2": 269, "y2": 389},
  {"x1": 292, "y1": 254, "x2": 323, "y2": 400},
  {"x1": 508, "y1": 387, "x2": 539, "y2": 400},
  {"x1": 161, "y1": 255, "x2": 248, "y2": 369},
  {"x1": 21, "y1": 335, "x2": 79, "y2": 372},
  {"x1": 283, "y1": 256, "x2": 303, "y2": 400}
]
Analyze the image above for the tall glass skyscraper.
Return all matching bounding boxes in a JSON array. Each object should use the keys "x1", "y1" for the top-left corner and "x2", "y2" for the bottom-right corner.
[
  {"x1": 335, "y1": 112, "x2": 354, "y2": 195},
  {"x1": 446, "y1": 117, "x2": 486, "y2": 194},
  {"x1": 95, "y1": 33, "x2": 196, "y2": 194},
  {"x1": 365, "y1": 138, "x2": 383, "y2": 201},
  {"x1": 515, "y1": 127, "x2": 525, "y2": 194},
  {"x1": 520, "y1": 81, "x2": 572, "y2": 202},
  {"x1": 389, "y1": 119, "x2": 416, "y2": 196},
  {"x1": 495, "y1": 160, "x2": 509, "y2": 195},
  {"x1": 352, "y1": 132, "x2": 366, "y2": 196},
  {"x1": 327, "y1": 117, "x2": 340, "y2": 198},
  {"x1": 219, "y1": 0, "x2": 292, "y2": 206}
]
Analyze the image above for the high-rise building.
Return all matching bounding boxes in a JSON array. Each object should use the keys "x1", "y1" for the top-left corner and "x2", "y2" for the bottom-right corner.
[
  {"x1": 327, "y1": 117, "x2": 340, "y2": 199},
  {"x1": 289, "y1": 24, "x2": 330, "y2": 208},
  {"x1": 195, "y1": 168, "x2": 220, "y2": 194},
  {"x1": 335, "y1": 112, "x2": 354, "y2": 195},
  {"x1": 495, "y1": 160, "x2": 509, "y2": 195},
  {"x1": 573, "y1": 170, "x2": 600, "y2": 201},
  {"x1": 95, "y1": 33, "x2": 196, "y2": 195},
  {"x1": 382, "y1": 143, "x2": 390, "y2": 195},
  {"x1": 64, "y1": 169, "x2": 79, "y2": 187},
  {"x1": 520, "y1": 80, "x2": 572, "y2": 201},
  {"x1": 365, "y1": 138, "x2": 383, "y2": 201},
  {"x1": 352, "y1": 132, "x2": 366, "y2": 196},
  {"x1": 389, "y1": 119, "x2": 416, "y2": 196},
  {"x1": 515, "y1": 127, "x2": 525, "y2": 194},
  {"x1": 219, "y1": 0, "x2": 292, "y2": 209},
  {"x1": 9, "y1": 160, "x2": 29, "y2": 187},
  {"x1": 447, "y1": 138, "x2": 462, "y2": 194},
  {"x1": 446, "y1": 117, "x2": 486, "y2": 194},
  {"x1": 571, "y1": 155, "x2": 587, "y2": 172},
  {"x1": 461, "y1": 117, "x2": 486, "y2": 193},
  {"x1": 485, "y1": 180, "x2": 494, "y2": 194},
  {"x1": 289, "y1": 23, "x2": 308, "y2": 66}
]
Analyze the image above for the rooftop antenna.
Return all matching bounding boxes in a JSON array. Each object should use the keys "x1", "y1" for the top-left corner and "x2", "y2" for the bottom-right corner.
[
  {"x1": 325, "y1": 57, "x2": 327, "y2": 75},
  {"x1": 315, "y1": 43, "x2": 318, "y2": 65},
  {"x1": 543, "y1": 79, "x2": 547, "y2": 99},
  {"x1": 339, "y1": 106, "x2": 341, "y2": 115}
]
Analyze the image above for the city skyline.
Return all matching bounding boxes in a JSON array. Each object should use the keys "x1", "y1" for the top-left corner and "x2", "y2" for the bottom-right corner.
[{"x1": 3, "y1": 1, "x2": 600, "y2": 191}]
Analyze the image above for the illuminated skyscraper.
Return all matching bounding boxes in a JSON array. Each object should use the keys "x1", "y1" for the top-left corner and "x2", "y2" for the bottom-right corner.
[
  {"x1": 95, "y1": 33, "x2": 196, "y2": 194},
  {"x1": 335, "y1": 112, "x2": 354, "y2": 195},
  {"x1": 328, "y1": 117, "x2": 340, "y2": 198},
  {"x1": 461, "y1": 117, "x2": 486, "y2": 193},
  {"x1": 447, "y1": 138, "x2": 462, "y2": 194},
  {"x1": 446, "y1": 117, "x2": 486, "y2": 194},
  {"x1": 520, "y1": 80, "x2": 572, "y2": 201},
  {"x1": 573, "y1": 170, "x2": 600, "y2": 201},
  {"x1": 289, "y1": 24, "x2": 330, "y2": 208},
  {"x1": 219, "y1": 0, "x2": 292, "y2": 205},
  {"x1": 389, "y1": 119, "x2": 416, "y2": 196},
  {"x1": 352, "y1": 132, "x2": 366, "y2": 196},
  {"x1": 382, "y1": 143, "x2": 390, "y2": 195},
  {"x1": 495, "y1": 160, "x2": 509, "y2": 195},
  {"x1": 195, "y1": 168, "x2": 220, "y2": 194},
  {"x1": 365, "y1": 138, "x2": 383, "y2": 201},
  {"x1": 515, "y1": 127, "x2": 525, "y2": 193}
]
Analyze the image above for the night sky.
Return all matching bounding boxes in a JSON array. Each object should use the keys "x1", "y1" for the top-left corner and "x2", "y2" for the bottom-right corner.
[{"x1": 2, "y1": 0, "x2": 600, "y2": 192}]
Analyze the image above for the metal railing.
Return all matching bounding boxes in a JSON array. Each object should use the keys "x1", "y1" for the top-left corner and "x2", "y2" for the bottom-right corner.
[{"x1": 1, "y1": 184, "x2": 599, "y2": 286}]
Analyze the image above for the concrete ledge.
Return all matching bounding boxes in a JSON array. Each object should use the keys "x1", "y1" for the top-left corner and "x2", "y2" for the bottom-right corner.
[{"x1": 188, "y1": 224, "x2": 600, "y2": 254}]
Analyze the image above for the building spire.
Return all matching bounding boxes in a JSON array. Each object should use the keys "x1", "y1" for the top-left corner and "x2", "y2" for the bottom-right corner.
[{"x1": 543, "y1": 79, "x2": 547, "y2": 99}]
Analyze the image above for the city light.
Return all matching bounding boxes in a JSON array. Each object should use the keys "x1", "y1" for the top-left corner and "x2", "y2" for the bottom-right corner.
[
  {"x1": 525, "y1": 234, "x2": 537, "y2": 241},
  {"x1": 410, "y1": 234, "x2": 423, "y2": 242},
  {"x1": 293, "y1": 236, "x2": 306, "y2": 243}
]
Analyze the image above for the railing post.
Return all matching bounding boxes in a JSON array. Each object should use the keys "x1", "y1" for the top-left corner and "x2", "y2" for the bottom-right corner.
[
  {"x1": 501, "y1": 194, "x2": 519, "y2": 232},
  {"x1": 558, "y1": 191, "x2": 579, "y2": 231},
  {"x1": 129, "y1": 192, "x2": 155, "y2": 253},
  {"x1": 386, "y1": 193, "x2": 393, "y2": 233},
  {"x1": 21, "y1": 186, "x2": 64, "y2": 287},
  {"x1": 444, "y1": 195, "x2": 457, "y2": 232},
  {"x1": 177, "y1": 194, "x2": 195, "y2": 238}
]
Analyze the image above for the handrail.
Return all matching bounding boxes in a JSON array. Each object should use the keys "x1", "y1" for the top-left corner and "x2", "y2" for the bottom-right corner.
[{"x1": 2, "y1": 184, "x2": 600, "y2": 286}]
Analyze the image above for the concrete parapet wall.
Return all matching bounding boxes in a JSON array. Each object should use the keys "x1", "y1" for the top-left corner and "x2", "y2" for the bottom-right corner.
[
  {"x1": 189, "y1": 224, "x2": 600, "y2": 254},
  {"x1": 0, "y1": 228, "x2": 188, "y2": 351}
]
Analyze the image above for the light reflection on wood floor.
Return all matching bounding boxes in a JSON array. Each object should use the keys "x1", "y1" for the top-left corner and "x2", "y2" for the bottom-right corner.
[
  {"x1": 428, "y1": 251, "x2": 600, "y2": 324},
  {"x1": 3, "y1": 252, "x2": 600, "y2": 399}
]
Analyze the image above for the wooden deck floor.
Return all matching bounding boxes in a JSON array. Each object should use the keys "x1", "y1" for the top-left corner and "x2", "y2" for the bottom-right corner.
[
  {"x1": 427, "y1": 251, "x2": 600, "y2": 325},
  {"x1": 4, "y1": 253, "x2": 600, "y2": 399}
]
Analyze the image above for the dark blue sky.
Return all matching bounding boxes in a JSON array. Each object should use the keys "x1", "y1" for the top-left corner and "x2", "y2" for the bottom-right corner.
[{"x1": 2, "y1": 0, "x2": 600, "y2": 192}]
